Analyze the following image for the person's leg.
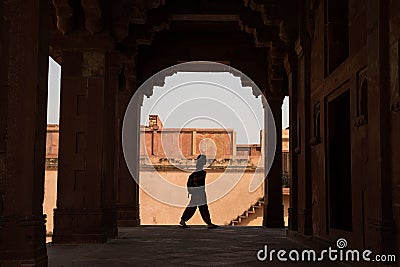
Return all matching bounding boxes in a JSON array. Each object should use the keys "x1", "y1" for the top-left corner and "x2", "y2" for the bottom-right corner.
[
  {"x1": 181, "y1": 206, "x2": 197, "y2": 222},
  {"x1": 198, "y1": 204, "x2": 212, "y2": 225}
]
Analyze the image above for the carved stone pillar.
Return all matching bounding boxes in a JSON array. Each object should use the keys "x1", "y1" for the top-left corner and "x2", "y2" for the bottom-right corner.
[
  {"x1": 102, "y1": 52, "x2": 122, "y2": 238},
  {"x1": 115, "y1": 60, "x2": 141, "y2": 226},
  {"x1": 263, "y1": 95, "x2": 285, "y2": 228},
  {"x1": 0, "y1": 0, "x2": 48, "y2": 265},
  {"x1": 364, "y1": 0, "x2": 395, "y2": 254},
  {"x1": 294, "y1": 36, "x2": 313, "y2": 236},
  {"x1": 53, "y1": 49, "x2": 118, "y2": 243}
]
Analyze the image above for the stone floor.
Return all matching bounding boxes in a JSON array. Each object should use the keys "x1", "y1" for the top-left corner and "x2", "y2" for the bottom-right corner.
[{"x1": 47, "y1": 226, "x2": 346, "y2": 266}]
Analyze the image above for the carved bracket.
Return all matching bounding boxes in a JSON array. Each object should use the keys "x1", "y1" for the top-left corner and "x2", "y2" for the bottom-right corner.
[
  {"x1": 391, "y1": 98, "x2": 400, "y2": 112},
  {"x1": 354, "y1": 67, "x2": 368, "y2": 126},
  {"x1": 52, "y1": 0, "x2": 74, "y2": 34},
  {"x1": 81, "y1": 0, "x2": 103, "y2": 34},
  {"x1": 309, "y1": 102, "x2": 321, "y2": 146}
]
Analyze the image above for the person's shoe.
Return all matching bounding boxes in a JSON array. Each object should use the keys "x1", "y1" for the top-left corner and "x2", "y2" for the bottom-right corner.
[
  {"x1": 207, "y1": 223, "x2": 219, "y2": 229},
  {"x1": 179, "y1": 220, "x2": 190, "y2": 228}
]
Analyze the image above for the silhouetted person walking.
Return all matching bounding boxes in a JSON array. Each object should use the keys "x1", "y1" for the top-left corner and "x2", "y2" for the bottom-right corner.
[{"x1": 180, "y1": 154, "x2": 218, "y2": 229}]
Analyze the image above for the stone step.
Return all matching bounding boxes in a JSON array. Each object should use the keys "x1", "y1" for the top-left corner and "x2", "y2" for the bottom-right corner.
[{"x1": 228, "y1": 197, "x2": 264, "y2": 226}]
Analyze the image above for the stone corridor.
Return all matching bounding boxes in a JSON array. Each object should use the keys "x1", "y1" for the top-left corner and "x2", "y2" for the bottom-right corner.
[{"x1": 47, "y1": 227, "x2": 344, "y2": 266}]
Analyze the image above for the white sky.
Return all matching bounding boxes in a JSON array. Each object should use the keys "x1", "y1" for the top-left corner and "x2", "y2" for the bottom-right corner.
[
  {"x1": 48, "y1": 57, "x2": 61, "y2": 124},
  {"x1": 47, "y1": 57, "x2": 289, "y2": 144}
]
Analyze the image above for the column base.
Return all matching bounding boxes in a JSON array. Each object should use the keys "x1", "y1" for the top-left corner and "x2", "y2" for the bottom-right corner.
[
  {"x1": 0, "y1": 216, "x2": 48, "y2": 266},
  {"x1": 116, "y1": 205, "x2": 140, "y2": 227},
  {"x1": 287, "y1": 229, "x2": 332, "y2": 250},
  {"x1": 0, "y1": 255, "x2": 48, "y2": 267},
  {"x1": 102, "y1": 207, "x2": 118, "y2": 238},
  {"x1": 117, "y1": 219, "x2": 141, "y2": 227},
  {"x1": 264, "y1": 204, "x2": 285, "y2": 228},
  {"x1": 52, "y1": 209, "x2": 112, "y2": 243}
]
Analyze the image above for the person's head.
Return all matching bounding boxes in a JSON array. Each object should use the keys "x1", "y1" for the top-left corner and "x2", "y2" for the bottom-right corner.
[{"x1": 196, "y1": 154, "x2": 207, "y2": 170}]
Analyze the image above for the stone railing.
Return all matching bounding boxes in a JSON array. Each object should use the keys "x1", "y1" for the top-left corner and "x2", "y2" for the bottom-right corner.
[{"x1": 139, "y1": 157, "x2": 262, "y2": 171}]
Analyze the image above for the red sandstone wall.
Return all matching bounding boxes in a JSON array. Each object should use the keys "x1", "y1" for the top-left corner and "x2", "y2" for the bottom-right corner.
[
  {"x1": 389, "y1": 0, "x2": 400, "y2": 256},
  {"x1": 140, "y1": 128, "x2": 234, "y2": 159},
  {"x1": 46, "y1": 125, "x2": 59, "y2": 159},
  {"x1": 292, "y1": 0, "x2": 398, "y2": 253},
  {"x1": 293, "y1": 0, "x2": 369, "y2": 242}
]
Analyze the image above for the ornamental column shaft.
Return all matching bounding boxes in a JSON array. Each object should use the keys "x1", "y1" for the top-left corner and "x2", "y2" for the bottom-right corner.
[
  {"x1": 0, "y1": 0, "x2": 49, "y2": 265},
  {"x1": 53, "y1": 50, "x2": 118, "y2": 243},
  {"x1": 263, "y1": 96, "x2": 285, "y2": 228},
  {"x1": 115, "y1": 60, "x2": 141, "y2": 226}
]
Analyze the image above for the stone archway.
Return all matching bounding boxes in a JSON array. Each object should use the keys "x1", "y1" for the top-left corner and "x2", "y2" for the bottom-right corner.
[{"x1": 120, "y1": 61, "x2": 279, "y2": 226}]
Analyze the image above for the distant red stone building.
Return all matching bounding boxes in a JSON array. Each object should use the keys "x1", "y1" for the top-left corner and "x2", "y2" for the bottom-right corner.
[
  {"x1": 140, "y1": 115, "x2": 262, "y2": 167},
  {"x1": 140, "y1": 118, "x2": 235, "y2": 160}
]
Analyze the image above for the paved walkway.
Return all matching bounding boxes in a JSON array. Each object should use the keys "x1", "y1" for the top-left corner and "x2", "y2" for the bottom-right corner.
[{"x1": 47, "y1": 226, "x2": 345, "y2": 266}]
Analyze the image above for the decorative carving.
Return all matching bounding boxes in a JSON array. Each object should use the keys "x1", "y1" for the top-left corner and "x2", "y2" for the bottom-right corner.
[
  {"x1": 82, "y1": 52, "x2": 105, "y2": 77},
  {"x1": 81, "y1": 0, "x2": 103, "y2": 34},
  {"x1": 279, "y1": 20, "x2": 291, "y2": 44},
  {"x1": 268, "y1": 45, "x2": 287, "y2": 94},
  {"x1": 392, "y1": 99, "x2": 400, "y2": 112},
  {"x1": 244, "y1": 0, "x2": 280, "y2": 25},
  {"x1": 136, "y1": 62, "x2": 265, "y2": 99},
  {"x1": 354, "y1": 68, "x2": 368, "y2": 127},
  {"x1": 129, "y1": 7, "x2": 171, "y2": 46},
  {"x1": 130, "y1": 0, "x2": 147, "y2": 24},
  {"x1": 309, "y1": 102, "x2": 321, "y2": 145},
  {"x1": 239, "y1": 10, "x2": 279, "y2": 48},
  {"x1": 52, "y1": 0, "x2": 74, "y2": 34},
  {"x1": 306, "y1": 0, "x2": 321, "y2": 40},
  {"x1": 238, "y1": 6, "x2": 276, "y2": 47}
]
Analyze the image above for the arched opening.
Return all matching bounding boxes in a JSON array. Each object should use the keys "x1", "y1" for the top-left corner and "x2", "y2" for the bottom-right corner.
[
  {"x1": 138, "y1": 70, "x2": 267, "y2": 226},
  {"x1": 120, "y1": 61, "x2": 289, "y2": 228}
]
